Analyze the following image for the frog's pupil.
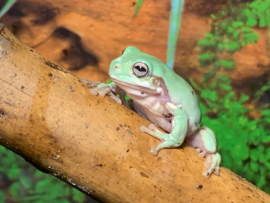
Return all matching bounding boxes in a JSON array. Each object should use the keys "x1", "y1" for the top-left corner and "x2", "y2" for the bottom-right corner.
[{"x1": 136, "y1": 65, "x2": 146, "y2": 72}]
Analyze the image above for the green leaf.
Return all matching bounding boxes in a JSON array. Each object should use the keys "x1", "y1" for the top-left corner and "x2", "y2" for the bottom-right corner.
[
  {"x1": 266, "y1": 148, "x2": 270, "y2": 160},
  {"x1": 218, "y1": 21, "x2": 229, "y2": 32},
  {"x1": 238, "y1": 116, "x2": 248, "y2": 125},
  {"x1": 219, "y1": 82, "x2": 232, "y2": 91},
  {"x1": 201, "y1": 90, "x2": 213, "y2": 100},
  {"x1": 226, "y1": 26, "x2": 234, "y2": 33},
  {"x1": 224, "y1": 92, "x2": 236, "y2": 108},
  {"x1": 239, "y1": 94, "x2": 249, "y2": 103},
  {"x1": 266, "y1": 7, "x2": 270, "y2": 26},
  {"x1": 250, "y1": 149, "x2": 259, "y2": 161},
  {"x1": 217, "y1": 43, "x2": 224, "y2": 53},
  {"x1": 261, "y1": 135, "x2": 270, "y2": 143},
  {"x1": 198, "y1": 53, "x2": 213, "y2": 67},
  {"x1": 232, "y1": 21, "x2": 243, "y2": 27},
  {"x1": 218, "y1": 10, "x2": 227, "y2": 17},
  {"x1": 133, "y1": 0, "x2": 144, "y2": 17},
  {"x1": 35, "y1": 178, "x2": 53, "y2": 193},
  {"x1": 217, "y1": 74, "x2": 231, "y2": 82},
  {"x1": 241, "y1": 27, "x2": 252, "y2": 33},
  {"x1": 220, "y1": 60, "x2": 235, "y2": 71},
  {"x1": 261, "y1": 109, "x2": 270, "y2": 116},
  {"x1": 106, "y1": 79, "x2": 112, "y2": 84},
  {"x1": 232, "y1": 30, "x2": 240, "y2": 40},
  {"x1": 257, "y1": 176, "x2": 266, "y2": 188},
  {"x1": 72, "y1": 188, "x2": 85, "y2": 202},
  {"x1": 258, "y1": 13, "x2": 267, "y2": 27},
  {"x1": 209, "y1": 80, "x2": 217, "y2": 89},
  {"x1": 243, "y1": 32, "x2": 259, "y2": 44},
  {"x1": 248, "y1": 120, "x2": 257, "y2": 131},
  {"x1": 204, "y1": 33, "x2": 213, "y2": 38},
  {"x1": 7, "y1": 167, "x2": 22, "y2": 180},
  {"x1": 0, "y1": 190, "x2": 5, "y2": 203},
  {"x1": 201, "y1": 69, "x2": 217, "y2": 82},
  {"x1": 249, "y1": 130, "x2": 261, "y2": 145},
  {"x1": 246, "y1": 14, "x2": 257, "y2": 27},
  {"x1": 250, "y1": 162, "x2": 259, "y2": 172},
  {"x1": 231, "y1": 144, "x2": 249, "y2": 162},
  {"x1": 210, "y1": 14, "x2": 216, "y2": 20},
  {"x1": 189, "y1": 78, "x2": 202, "y2": 91},
  {"x1": 9, "y1": 182, "x2": 24, "y2": 201},
  {"x1": 199, "y1": 102, "x2": 207, "y2": 115},
  {"x1": 225, "y1": 42, "x2": 242, "y2": 54},
  {"x1": 125, "y1": 95, "x2": 130, "y2": 100},
  {"x1": 20, "y1": 177, "x2": 32, "y2": 189},
  {"x1": 249, "y1": 0, "x2": 259, "y2": 9},
  {"x1": 35, "y1": 170, "x2": 45, "y2": 177},
  {"x1": 208, "y1": 91, "x2": 217, "y2": 101},
  {"x1": 198, "y1": 39, "x2": 216, "y2": 51},
  {"x1": 219, "y1": 151, "x2": 233, "y2": 168}
]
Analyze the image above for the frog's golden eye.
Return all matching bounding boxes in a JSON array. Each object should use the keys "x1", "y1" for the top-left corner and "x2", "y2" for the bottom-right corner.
[{"x1": 133, "y1": 62, "x2": 149, "y2": 78}]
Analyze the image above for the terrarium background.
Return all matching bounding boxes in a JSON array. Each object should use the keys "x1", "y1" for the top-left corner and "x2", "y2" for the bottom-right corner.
[{"x1": 0, "y1": 0, "x2": 269, "y2": 202}]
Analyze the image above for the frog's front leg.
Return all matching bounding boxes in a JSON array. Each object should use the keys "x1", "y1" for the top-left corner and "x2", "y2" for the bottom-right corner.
[
  {"x1": 140, "y1": 103, "x2": 188, "y2": 156},
  {"x1": 81, "y1": 79, "x2": 122, "y2": 104},
  {"x1": 186, "y1": 127, "x2": 221, "y2": 177}
]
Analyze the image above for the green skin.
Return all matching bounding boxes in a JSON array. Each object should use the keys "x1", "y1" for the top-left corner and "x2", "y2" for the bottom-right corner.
[{"x1": 84, "y1": 46, "x2": 221, "y2": 177}]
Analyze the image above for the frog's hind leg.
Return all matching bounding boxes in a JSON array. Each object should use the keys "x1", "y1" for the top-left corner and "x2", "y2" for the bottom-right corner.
[
  {"x1": 140, "y1": 103, "x2": 188, "y2": 156},
  {"x1": 140, "y1": 124, "x2": 182, "y2": 155},
  {"x1": 186, "y1": 127, "x2": 221, "y2": 177}
]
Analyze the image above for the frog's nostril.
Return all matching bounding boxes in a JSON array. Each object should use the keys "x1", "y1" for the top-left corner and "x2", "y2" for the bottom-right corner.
[{"x1": 115, "y1": 65, "x2": 118, "y2": 69}]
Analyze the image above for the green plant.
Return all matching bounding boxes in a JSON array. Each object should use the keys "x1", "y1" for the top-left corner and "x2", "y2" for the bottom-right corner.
[
  {"x1": 133, "y1": 0, "x2": 144, "y2": 17},
  {"x1": 190, "y1": 75, "x2": 270, "y2": 193},
  {"x1": 0, "y1": 0, "x2": 16, "y2": 18},
  {"x1": 0, "y1": 145, "x2": 86, "y2": 202},
  {"x1": 197, "y1": 0, "x2": 270, "y2": 82}
]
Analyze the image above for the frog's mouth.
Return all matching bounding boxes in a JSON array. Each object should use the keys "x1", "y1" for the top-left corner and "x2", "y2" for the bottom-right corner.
[{"x1": 111, "y1": 78, "x2": 158, "y2": 95}]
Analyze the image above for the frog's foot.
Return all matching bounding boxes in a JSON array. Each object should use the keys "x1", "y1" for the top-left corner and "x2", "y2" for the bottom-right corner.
[
  {"x1": 140, "y1": 124, "x2": 167, "y2": 141},
  {"x1": 140, "y1": 124, "x2": 185, "y2": 156},
  {"x1": 186, "y1": 126, "x2": 221, "y2": 177},
  {"x1": 150, "y1": 140, "x2": 180, "y2": 156},
  {"x1": 195, "y1": 148, "x2": 207, "y2": 157},
  {"x1": 202, "y1": 153, "x2": 221, "y2": 177},
  {"x1": 81, "y1": 79, "x2": 121, "y2": 104},
  {"x1": 81, "y1": 78, "x2": 96, "y2": 86}
]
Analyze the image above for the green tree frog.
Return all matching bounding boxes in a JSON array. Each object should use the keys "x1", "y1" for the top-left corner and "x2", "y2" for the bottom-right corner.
[{"x1": 82, "y1": 46, "x2": 221, "y2": 177}]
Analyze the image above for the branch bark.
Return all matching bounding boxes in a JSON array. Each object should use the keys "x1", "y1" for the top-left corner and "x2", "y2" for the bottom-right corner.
[{"x1": 0, "y1": 24, "x2": 269, "y2": 203}]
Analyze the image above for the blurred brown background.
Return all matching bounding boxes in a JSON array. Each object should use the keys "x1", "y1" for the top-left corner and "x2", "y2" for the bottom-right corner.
[{"x1": 1, "y1": 0, "x2": 269, "y2": 87}]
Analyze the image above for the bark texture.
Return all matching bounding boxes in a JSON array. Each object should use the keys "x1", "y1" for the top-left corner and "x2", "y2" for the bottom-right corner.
[{"x1": 0, "y1": 24, "x2": 269, "y2": 203}]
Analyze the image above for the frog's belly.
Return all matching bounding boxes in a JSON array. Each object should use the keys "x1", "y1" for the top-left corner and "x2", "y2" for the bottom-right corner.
[
  {"x1": 133, "y1": 102, "x2": 172, "y2": 132},
  {"x1": 133, "y1": 102, "x2": 199, "y2": 135}
]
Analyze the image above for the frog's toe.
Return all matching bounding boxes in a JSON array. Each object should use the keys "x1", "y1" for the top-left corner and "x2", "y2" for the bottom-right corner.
[
  {"x1": 89, "y1": 88, "x2": 99, "y2": 95},
  {"x1": 108, "y1": 93, "x2": 122, "y2": 104},
  {"x1": 195, "y1": 148, "x2": 206, "y2": 157},
  {"x1": 195, "y1": 147, "x2": 201, "y2": 153},
  {"x1": 202, "y1": 168, "x2": 212, "y2": 178},
  {"x1": 202, "y1": 153, "x2": 221, "y2": 178},
  {"x1": 150, "y1": 147, "x2": 158, "y2": 156},
  {"x1": 199, "y1": 151, "x2": 206, "y2": 158},
  {"x1": 139, "y1": 125, "x2": 148, "y2": 133},
  {"x1": 148, "y1": 124, "x2": 157, "y2": 131}
]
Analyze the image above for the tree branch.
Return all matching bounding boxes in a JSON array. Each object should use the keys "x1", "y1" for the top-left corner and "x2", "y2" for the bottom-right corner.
[{"x1": 0, "y1": 24, "x2": 268, "y2": 202}]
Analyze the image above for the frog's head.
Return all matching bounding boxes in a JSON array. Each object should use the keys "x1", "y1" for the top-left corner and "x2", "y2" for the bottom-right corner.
[{"x1": 109, "y1": 46, "x2": 171, "y2": 98}]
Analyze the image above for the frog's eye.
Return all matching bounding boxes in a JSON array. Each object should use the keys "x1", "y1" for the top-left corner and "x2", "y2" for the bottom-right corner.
[{"x1": 132, "y1": 62, "x2": 149, "y2": 78}]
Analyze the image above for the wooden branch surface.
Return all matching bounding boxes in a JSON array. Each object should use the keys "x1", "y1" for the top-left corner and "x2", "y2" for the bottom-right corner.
[{"x1": 0, "y1": 24, "x2": 269, "y2": 203}]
